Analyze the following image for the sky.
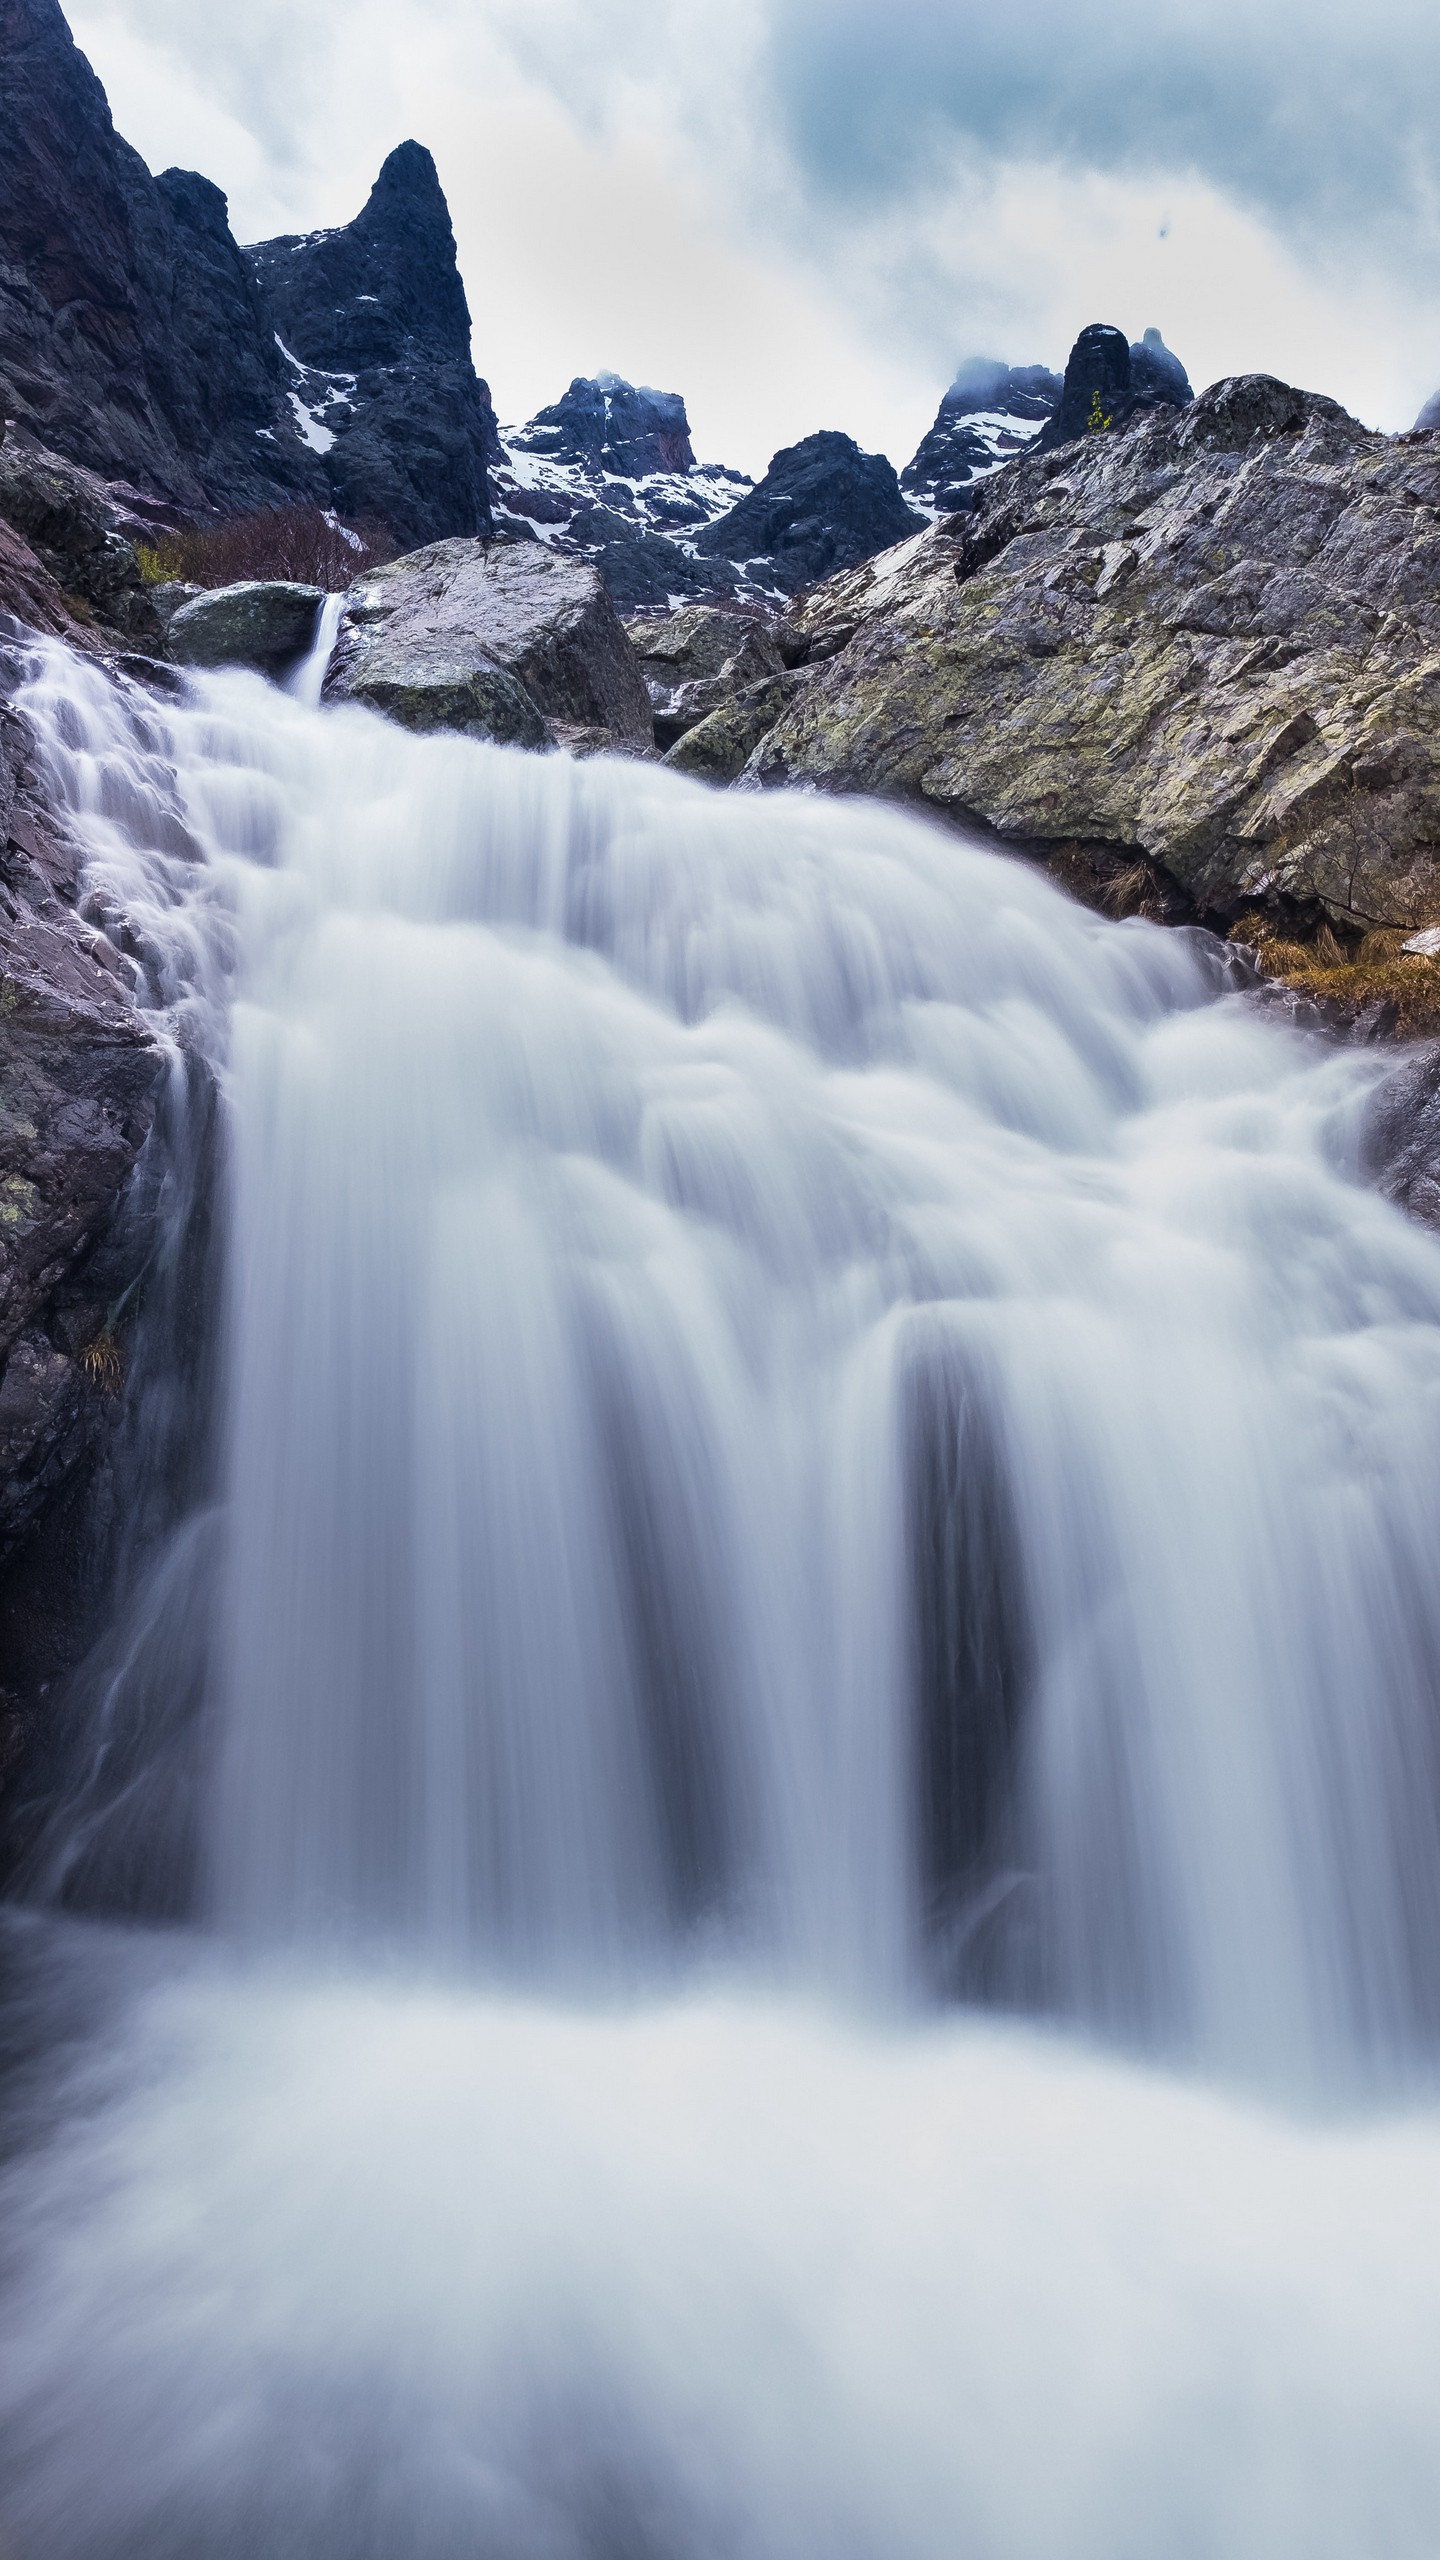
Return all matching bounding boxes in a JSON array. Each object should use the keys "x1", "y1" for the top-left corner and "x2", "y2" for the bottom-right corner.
[{"x1": 65, "y1": 0, "x2": 1440, "y2": 480}]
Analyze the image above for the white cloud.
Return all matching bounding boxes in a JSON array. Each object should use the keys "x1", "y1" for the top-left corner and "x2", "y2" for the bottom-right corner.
[{"x1": 61, "y1": 0, "x2": 1440, "y2": 476}]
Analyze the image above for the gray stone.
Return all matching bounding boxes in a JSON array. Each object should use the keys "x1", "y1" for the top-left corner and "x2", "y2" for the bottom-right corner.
[
  {"x1": 733, "y1": 377, "x2": 1440, "y2": 931},
  {"x1": 624, "y1": 604, "x2": 786, "y2": 746},
  {"x1": 166, "y1": 579, "x2": 324, "y2": 673},
  {"x1": 325, "y1": 540, "x2": 653, "y2": 751}
]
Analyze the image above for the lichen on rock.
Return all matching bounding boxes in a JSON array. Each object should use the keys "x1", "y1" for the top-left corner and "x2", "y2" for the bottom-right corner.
[{"x1": 730, "y1": 377, "x2": 1440, "y2": 935}]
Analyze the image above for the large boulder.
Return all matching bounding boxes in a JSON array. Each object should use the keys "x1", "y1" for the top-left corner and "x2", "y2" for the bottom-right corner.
[
  {"x1": 734, "y1": 377, "x2": 1440, "y2": 931},
  {"x1": 166, "y1": 580, "x2": 323, "y2": 673},
  {"x1": 695, "y1": 431, "x2": 922, "y2": 594},
  {"x1": 623, "y1": 603, "x2": 787, "y2": 746},
  {"x1": 324, "y1": 540, "x2": 654, "y2": 752}
]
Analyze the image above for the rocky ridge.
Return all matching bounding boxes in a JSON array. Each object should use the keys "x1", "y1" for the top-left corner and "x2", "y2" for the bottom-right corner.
[{"x1": 702, "y1": 375, "x2": 1440, "y2": 935}]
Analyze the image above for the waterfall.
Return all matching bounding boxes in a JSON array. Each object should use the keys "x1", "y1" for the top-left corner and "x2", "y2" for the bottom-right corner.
[{"x1": 3, "y1": 636, "x2": 1440, "y2": 2557}]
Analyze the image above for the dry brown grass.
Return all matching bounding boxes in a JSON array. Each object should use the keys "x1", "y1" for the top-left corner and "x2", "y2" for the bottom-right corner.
[
  {"x1": 1230, "y1": 914, "x2": 1440, "y2": 1038},
  {"x1": 136, "y1": 506, "x2": 396, "y2": 594},
  {"x1": 79, "y1": 1329, "x2": 124, "y2": 1395}
]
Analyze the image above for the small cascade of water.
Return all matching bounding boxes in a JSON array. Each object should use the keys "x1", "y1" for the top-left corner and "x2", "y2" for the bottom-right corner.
[
  {"x1": 286, "y1": 589, "x2": 344, "y2": 709},
  {"x1": 3, "y1": 636, "x2": 1440, "y2": 2556}
]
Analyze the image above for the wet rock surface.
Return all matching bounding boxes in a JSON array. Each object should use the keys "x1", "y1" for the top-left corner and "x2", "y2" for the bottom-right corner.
[
  {"x1": 325, "y1": 541, "x2": 654, "y2": 752},
  {"x1": 729, "y1": 376, "x2": 1440, "y2": 932},
  {"x1": 166, "y1": 581, "x2": 323, "y2": 675},
  {"x1": 0, "y1": 665, "x2": 164, "y2": 1756}
]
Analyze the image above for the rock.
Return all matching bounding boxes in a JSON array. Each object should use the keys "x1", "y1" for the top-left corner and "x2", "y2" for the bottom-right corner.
[
  {"x1": 1414, "y1": 389, "x2": 1440, "y2": 433},
  {"x1": 0, "y1": 438, "x2": 172, "y2": 641},
  {"x1": 1037, "y1": 322, "x2": 1191, "y2": 452},
  {"x1": 0, "y1": 509, "x2": 105, "y2": 646},
  {"x1": 491, "y1": 374, "x2": 755, "y2": 608},
  {"x1": 662, "y1": 677, "x2": 794, "y2": 784},
  {"x1": 0, "y1": 3, "x2": 497, "y2": 542},
  {"x1": 695, "y1": 431, "x2": 923, "y2": 594},
  {"x1": 324, "y1": 541, "x2": 654, "y2": 751},
  {"x1": 902, "y1": 360, "x2": 1061, "y2": 515},
  {"x1": 0, "y1": 681, "x2": 163, "y2": 1566},
  {"x1": 1130, "y1": 327, "x2": 1193, "y2": 409},
  {"x1": 1365, "y1": 1044, "x2": 1440, "y2": 1227},
  {"x1": 1036, "y1": 324, "x2": 1136, "y2": 450},
  {"x1": 623, "y1": 604, "x2": 786, "y2": 745},
  {"x1": 166, "y1": 581, "x2": 323, "y2": 674},
  {"x1": 0, "y1": 0, "x2": 326, "y2": 511},
  {"x1": 507, "y1": 374, "x2": 695, "y2": 479},
  {"x1": 734, "y1": 376, "x2": 1440, "y2": 930},
  {"x1": 244, "y1": 142, "x2": 497, "y2": 549}
]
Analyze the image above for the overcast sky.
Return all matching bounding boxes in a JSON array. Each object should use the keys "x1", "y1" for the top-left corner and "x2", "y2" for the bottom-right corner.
[{"x1": 66, "y1": 0, "x2": 1440, "y2": 478}]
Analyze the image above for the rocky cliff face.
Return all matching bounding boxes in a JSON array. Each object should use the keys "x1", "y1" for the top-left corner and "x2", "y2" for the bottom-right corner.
[
  {"x1": 0, "y1": 0, "x2": 495, "y2": 544},
  {"x1": 723, "y1": 376, "x2": 1440, "y2": 934},
  {"x1": 245, "y1": 143, "x2": 496, "y2": 550},
  {"x1": 0, "y1": 0, "x2": 326, "y2": 511}
]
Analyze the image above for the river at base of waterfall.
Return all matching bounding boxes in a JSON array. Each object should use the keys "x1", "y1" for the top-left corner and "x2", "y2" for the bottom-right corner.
[{"x1": 0, "y1": 1916, "x2": 1436, "y2": 2560}]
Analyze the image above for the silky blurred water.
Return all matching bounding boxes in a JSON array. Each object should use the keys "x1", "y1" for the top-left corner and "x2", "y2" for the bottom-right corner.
[{"x1": 3, "y1": 634, "x2": 1440, "y2": 2555}]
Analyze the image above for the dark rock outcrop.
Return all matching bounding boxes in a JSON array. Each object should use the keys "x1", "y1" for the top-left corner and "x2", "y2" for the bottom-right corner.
[
  {"x1": 1130, "y1": 328, "x2": 1192, "y2": 410},
  {"x1": 245, "y1": 143, "x2": 496, "y2": 550},
  {"x1": 324, "y1": 541, "x2": 654, "y2": 753},
  {"x1": 0, "y1": 0, "x2": 326, "y2": 511},
  {"x1": 0, "y1": 651, "x2": 164, "y2": 1777},
  {"x1": 0, "y1": 0, "x2": 495, "y2": 545},
  {"x1": 166, "y1": 581, "x2": 323, "y2": 675},
  {"x1": 712, "y1": 376, "x2": 1440, "y2": 931},
  {"x1": 1037, "y1": 323, "x2": 1191, "y2": 453},
  {"x1": 902, "y1": 360, "x2": 1061, "y2": 515},
  {"x1": 506, "y1": 375, "x2": 695, "y2": 480},
  {"x1": 695, "y1": 431, "x2": 922, "y2": 595},
  {"x1": 0, "y1": 438, "x2": 173, "y2": 641}
]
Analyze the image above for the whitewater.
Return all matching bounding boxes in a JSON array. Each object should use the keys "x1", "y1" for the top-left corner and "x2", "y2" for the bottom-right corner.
[{"x1": 2, "y1": 628, "x2": 1440, "y2": 2556}]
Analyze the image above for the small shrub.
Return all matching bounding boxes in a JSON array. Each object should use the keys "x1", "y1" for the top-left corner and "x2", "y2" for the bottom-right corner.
[
  {"x1": 79, "y1": 1329, "x2": 124, "y2": 1395},
  {"x1": 135, "y1": 506, "x2": 396, "y2": 593},
  {"x1": 1087, "y1": 387, "x2": 1112, "y2": 434}
]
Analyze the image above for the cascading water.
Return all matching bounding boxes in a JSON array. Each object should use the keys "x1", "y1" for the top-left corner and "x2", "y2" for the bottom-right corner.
[{"x1": 3, "y1": 631, "x2": 1440, "y2": 2556}]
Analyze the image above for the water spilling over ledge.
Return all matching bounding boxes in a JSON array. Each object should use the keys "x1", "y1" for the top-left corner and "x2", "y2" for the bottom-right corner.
[{"x1": 3, "y1": 634, "x2": 1440, "y2": 2553}]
